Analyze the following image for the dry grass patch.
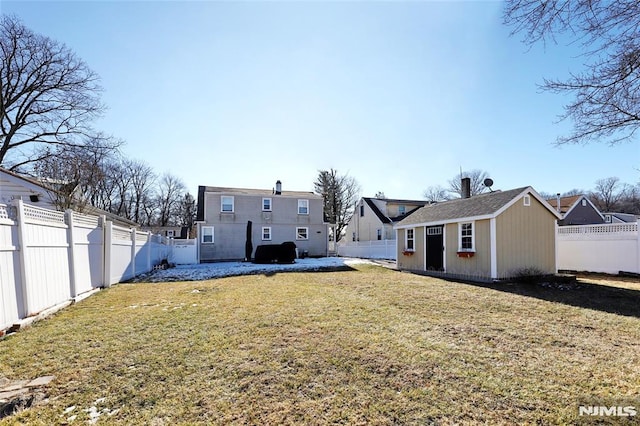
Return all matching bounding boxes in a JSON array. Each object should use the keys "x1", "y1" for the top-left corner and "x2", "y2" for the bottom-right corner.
[{"x1": 1, "y1": 264, "x2": 639, "y2": 424}]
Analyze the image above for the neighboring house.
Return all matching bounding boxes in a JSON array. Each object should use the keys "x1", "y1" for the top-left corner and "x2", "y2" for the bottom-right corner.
[
  {"x1": 343, "y1": 197, "x2": 428, "y2": 243},
  {"x1": 195, "y1": 181, "x2": 329, "y2": 262},
  {"x1": 546, "y1": 194, "x2": 604, "y2": 226},
  {"x1": 0, "y1": 167, "x2": 138, "y2": 228},
  {"x1": 141, "y1": 226, "x2": 191, "y2": 239},
  {"x1": 395, "y1": 186, "x2": 561, "y2": 282},
  {"x1": 603, "y1": 212, "x2": 639, "y2": 223}
]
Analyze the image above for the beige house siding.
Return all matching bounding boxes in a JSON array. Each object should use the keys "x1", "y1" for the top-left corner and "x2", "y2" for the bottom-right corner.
[
  {"x1": 496, "y1": 196, "x2": 556, "y2": 277},
  {"x1": 396, "y1": 228, "x2": 424, "y2": 271},
  {"x1": 344, "y1": 200, "x2": 390, "y2": 242},
  {"x1": 444, "y1": 220, "x2": 491, "y2": 279}
]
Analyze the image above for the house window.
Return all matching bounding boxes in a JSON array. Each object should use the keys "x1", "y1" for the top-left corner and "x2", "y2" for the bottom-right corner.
[
  {"x1": 352, "y1": 232, "x2": 356, "y2": 242},
  {"x1": 166, "y1": 230, "x2": 175, "y2": 237},
  {"x1": 605, "y1": 214, "x2": 611, "y2": 223},
  {"x1": 262, "y1": 198, "x2": 272, "y2": 211},
  {"x1": 262, "y1": 227, "x2": 271, "y2": 240},
  {"x1": 398, "y1": 205, "x2": 406, "y2": 215},
  {"x1": 377, "y1": 229, "x2": 382, "y2": 240},
  {"x1": 296, "y1": 227, "x2": 308, "y2": 240},
  {"x1": 221, "y1": 196, "x2": 234, "y2": 212},
  {"x1": 405, "y1": 228, "x2": 415, "y2": 251},
  {"x1": 581, "y1": 199, "x2": 587, "y2": 207},
  {"x1": 523, "y1": 195, "x2": 531, "y2": 206},
  {"x1": 201, "y1": 226, "x2": 214, "y2": 244},
  {"x1": 360, "y1": 204, "x2": 365, "y2": 217},
  {"x1": 298, "y1": 199, "x2": 309, "y2": 215},
  {"x1": 459, "y1": 222, "x2": 474, "y2": 251}
]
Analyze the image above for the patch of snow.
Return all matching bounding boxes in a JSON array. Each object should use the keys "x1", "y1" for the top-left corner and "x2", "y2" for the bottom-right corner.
[{"x1": 133, "y1": 257, "x2": 377, "y2": 283}]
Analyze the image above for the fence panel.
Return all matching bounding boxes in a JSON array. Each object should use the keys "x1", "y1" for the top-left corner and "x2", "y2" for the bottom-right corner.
[
  {"x1": 0, "y1": 205, "x2": 21, "y2": 330},
  {"x1": 133, "y1": 230, "x2": 151, "y2": 276},
  {"x1": 20, "y1": 204, "x2": 71, "y2": 316},
  {"x1": 557, "y1": 223, "x2": 639, "y2": 274},
  {"x1": 108, "y1": 224, "x2": 135, "y2": 284},
  {"x1": 70, "y1": 212, "x2": 104, "y2": 294},
  {"x1": 337, "y1": 240, "x2": 397, "y2": 260}
]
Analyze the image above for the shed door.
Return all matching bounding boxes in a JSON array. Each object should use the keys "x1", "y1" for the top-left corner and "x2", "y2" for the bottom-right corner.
[{"x1": 425, "y1": 226, "x2": 444, "y2": 271}]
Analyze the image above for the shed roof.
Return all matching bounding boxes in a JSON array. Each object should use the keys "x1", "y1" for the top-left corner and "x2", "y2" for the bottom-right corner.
[{"x1": 396, "y1": 187, "x2": 559, "y2": 228}]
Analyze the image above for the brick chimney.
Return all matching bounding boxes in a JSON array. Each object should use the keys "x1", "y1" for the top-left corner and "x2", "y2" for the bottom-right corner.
[{"x1": 461, "y1": 177, "x2": 471, "y2": 199}]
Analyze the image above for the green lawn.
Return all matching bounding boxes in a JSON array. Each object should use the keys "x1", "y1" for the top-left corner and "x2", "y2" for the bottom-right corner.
[{"x1": 1, "y1": 264, "x2": 639, "y2": 424}]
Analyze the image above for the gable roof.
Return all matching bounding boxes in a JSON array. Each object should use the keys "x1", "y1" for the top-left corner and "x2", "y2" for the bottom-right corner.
[
  {"x1": 395, "y1": 187, "x2": 561, "y2": 228},
  {"x1": 546, "y1": 194, "x2": 604, "y2": 221},
  {"x1": 363, "y1": 197, "x2": 429, "y2": 224}
]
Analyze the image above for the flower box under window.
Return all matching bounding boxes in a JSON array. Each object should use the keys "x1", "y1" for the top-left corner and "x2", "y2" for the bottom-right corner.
[
  {"x1": 402, "y1": 250, "x2": 415, "y2": 256},
  {"x1": 456, "y1": 251, "x2": 475, "y2": 258}
]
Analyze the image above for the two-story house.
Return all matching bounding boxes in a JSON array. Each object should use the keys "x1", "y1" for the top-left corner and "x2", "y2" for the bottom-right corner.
[{"x1": 195, "y1": 181, "x2": 328, "y2": 262}]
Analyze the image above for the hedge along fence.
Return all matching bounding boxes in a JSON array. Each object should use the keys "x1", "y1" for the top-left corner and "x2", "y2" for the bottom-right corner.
[{"x1": 0, "y1": 200, "x2": 169, "y2": 332}]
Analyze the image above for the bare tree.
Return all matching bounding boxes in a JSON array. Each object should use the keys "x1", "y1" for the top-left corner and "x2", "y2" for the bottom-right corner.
[
  {"x1": 0, "y1": 15, "x2": 104, "y2": 169},
  {"x1": 126, "y1": 159, "x2": 156, "y2": 224},
  {"x1": 423, "y1": 185, "x2": 450, "y2": 203},
  {"x1": 314, "y1": 169, "x2": 360, "y2": 242},
  {"x1": 590, "y1": 177, "x2": 626, "y2": 212},
  {"x1": 448, "y1": 169, "x2": 491, "y2": 198},
  {"x1": 155, "y1": 173, "x2": 186, "y2": 226},
  {"x1": 176, "y1": 192, "x2": 196, "y2": 228},
  {"x1": 503, "y1": 0, "x2": 640, "y2": 145}
]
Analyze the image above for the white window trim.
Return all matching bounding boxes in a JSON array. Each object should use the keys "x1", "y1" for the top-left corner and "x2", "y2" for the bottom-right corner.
[
  {"x1": 262, "y1": 226, "x2": 272, "y2": 241},
  {"x1": 221, "y1": 196, "x2": 234, "y2": 213},
  {"x1": 262, "y1": 197, "x2": 272, "y2": 212},
  {"x1": 523, "y1": 195, "x2": 531, "y2": 206},
  {"x1": 404, "y1": 228, "x2": 415, "y2": 251},
  {"x1": 458, "y1": 221, "x2": 475, "y2": 252},
  {"x1": 296, "y1": 227, "x2": 309, "y2": 240},
  {"x1": 298, "y1": 199, "x2": 309, "y2": 215},
  {"x1": 201, "y1": 226, "x2": 214, "y2": 244}
]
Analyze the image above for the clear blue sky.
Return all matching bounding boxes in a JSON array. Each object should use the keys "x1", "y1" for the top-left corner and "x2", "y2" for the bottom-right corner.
[{"x1": 3, "y1": 0, "x2": 638, "y2": 200}]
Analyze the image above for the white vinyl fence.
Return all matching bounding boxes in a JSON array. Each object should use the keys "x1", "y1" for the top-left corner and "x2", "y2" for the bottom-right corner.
[
  {"x1": 557, "y1": 223, "x2": 640, "y2": 275},
  {"x1": 0, "y1": 200, "x2": 191, "y2": 332},
  {"x1": 337, "y1": 240, "x2": 397, "y2": 260}
]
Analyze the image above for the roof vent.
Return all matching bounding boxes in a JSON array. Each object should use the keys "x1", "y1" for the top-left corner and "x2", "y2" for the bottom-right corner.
[{"x1": 275, "y1": 180, "x2": 282, "y2": 195}]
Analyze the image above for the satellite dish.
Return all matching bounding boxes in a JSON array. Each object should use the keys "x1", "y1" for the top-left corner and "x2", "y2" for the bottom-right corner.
[{"x1": 484, "y1": 178, "x2": 494, "y2": 189}]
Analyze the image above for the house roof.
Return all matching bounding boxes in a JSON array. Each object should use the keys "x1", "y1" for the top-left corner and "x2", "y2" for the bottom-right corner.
[
  {"x1": 546, "y1": 195, "x2": 583, "y2": 214},
  {"x1": 604, "y1": 212, "x2": 639, "y2": 223},
  {"x1": 396, "y1": 187, "x2": 560, "y2": 228},
  {"x1": 363, "y1": 197, "x2": 427, "y2": 224}
]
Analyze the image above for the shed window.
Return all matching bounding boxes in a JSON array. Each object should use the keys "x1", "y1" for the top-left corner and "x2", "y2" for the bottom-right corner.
[
  {"x1": 405, "y1": 228, "x2": 415, "y2": 251},
  {"x1": 523, "y1": 195, "x2": 531, "y2": 206},
  {"x1": 459, "y1": 222, "x2": 474, "y2": 251}
]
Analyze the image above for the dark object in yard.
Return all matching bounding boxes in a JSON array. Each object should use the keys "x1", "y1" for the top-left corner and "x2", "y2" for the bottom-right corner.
[
  {"x1": 245, "y1": 221, "x2": 253, "y2": 262},
  {"x1": 253, "y1": 241, "x2": 297, "y2": 264}
]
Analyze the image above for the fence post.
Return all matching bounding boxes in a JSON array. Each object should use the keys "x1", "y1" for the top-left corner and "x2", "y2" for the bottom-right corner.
[
  {"x1": 66, "y1": 209, "x2": 77, "y2": 298},
  {"x1": 637, "y1": 223, "x2": 640, "y2": 274},
  {"x1": 103, "y1": 220, "x2": 113, "y2": 287},
  {"x1": 12, "y1": 199, "x2": 31, "y2": 316},
  {"x1": 131, "y1": 228, "x2": 137, "y2": 279},
  {"x1": 146, "y1": 232, "x2": 152, "y2": 273}
]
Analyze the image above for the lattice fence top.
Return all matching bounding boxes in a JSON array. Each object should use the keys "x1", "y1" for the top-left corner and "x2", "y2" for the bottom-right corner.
[
  {"x1": 23, "y1": 204, "x2": 65, "y2": 225},
  {"x1": 73, "y1": 211, "x2": 100, "y2": 227},
  {"x1": 0, "y1": 204, "x2": 9, "y2": 220},
  {"x1": 558, "y1": 223, "x2": 638, "y2": 235}
]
